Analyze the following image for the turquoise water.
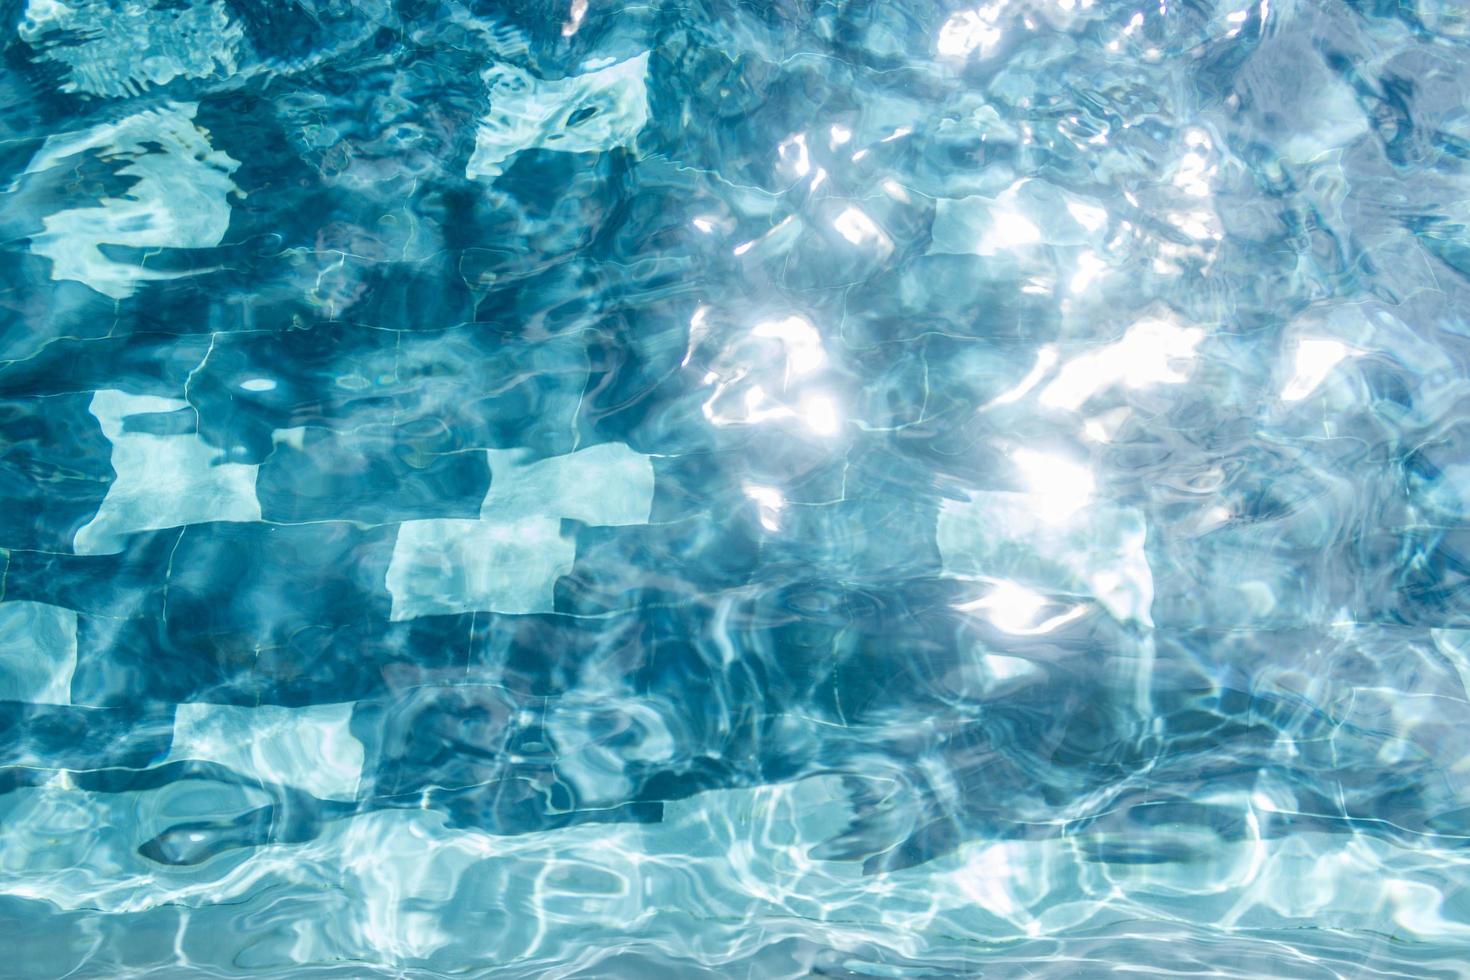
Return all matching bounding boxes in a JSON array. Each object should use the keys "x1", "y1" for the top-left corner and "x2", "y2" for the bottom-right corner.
[{"x1": 3, "y1": 0, "x2": 1470, "y2": 976}]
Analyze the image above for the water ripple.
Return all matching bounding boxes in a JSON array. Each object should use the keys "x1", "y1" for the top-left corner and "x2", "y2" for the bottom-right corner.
[{"x1": 3, "y1": 0, "x2": 1470, "y2": 975}]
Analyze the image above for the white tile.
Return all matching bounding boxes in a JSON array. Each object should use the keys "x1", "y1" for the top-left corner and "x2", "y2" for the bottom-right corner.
[
  {"x1": 466, "y1": 53, "x2": 651, "y2": 180},
  {"x1": 21, "y1": 103, "x2": 240, "y2": 299},
  {"x1": 167, "y1": 701, "x2": 364, "y2": 801},
  {"x1": 484, "y1": 442, "x2": 655, "y2": 527},
  {"x1": 386, "y1": 515, "x2": 574, "y2": 619},
  {"x1": 74, "y1": 390, "x2": 261, "y2": 555},
  {"x1": 385, "y1": 443, "x2": 654, "y2": 621},
  {"x1": 18, "y1": 0, "x2": 243, "y2": 98},
  {"x1": 0, "y1": 601, "x2": 77, "y2": 705}
]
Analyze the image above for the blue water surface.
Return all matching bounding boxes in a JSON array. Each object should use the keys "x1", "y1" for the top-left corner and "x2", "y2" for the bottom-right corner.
[{"x1": 3, "y1": 0, "x2": 1470, "y2": 975}]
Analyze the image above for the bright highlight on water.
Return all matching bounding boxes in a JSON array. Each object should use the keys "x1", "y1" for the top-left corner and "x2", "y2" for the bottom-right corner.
[{"x1": 2, "y1": 0, "x2": 1470, "y2": 976}]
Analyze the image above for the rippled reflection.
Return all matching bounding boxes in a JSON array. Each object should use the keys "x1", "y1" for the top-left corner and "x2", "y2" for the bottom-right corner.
[{"x1": 2, "y1": 0, "x2": 1470, "y2": 975}]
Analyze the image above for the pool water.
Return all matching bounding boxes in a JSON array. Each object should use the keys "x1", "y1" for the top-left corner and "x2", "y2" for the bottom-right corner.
[{"x1": 3, "y1": 0, "x2": 1470, "y2": 975}]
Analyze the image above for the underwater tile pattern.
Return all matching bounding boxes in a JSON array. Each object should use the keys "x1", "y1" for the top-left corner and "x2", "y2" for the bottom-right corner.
[{"x1": 3, "y1": 0, "x2": 1470, "y2": 976}]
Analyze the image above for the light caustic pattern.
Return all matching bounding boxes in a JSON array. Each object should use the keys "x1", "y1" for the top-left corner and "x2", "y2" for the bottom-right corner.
[{"x1": 2, "y1": 0, "x2": 1470, "y2": 976}]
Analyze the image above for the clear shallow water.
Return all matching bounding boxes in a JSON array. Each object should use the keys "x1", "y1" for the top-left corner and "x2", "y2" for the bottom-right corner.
[{"x1": 2, "y1": 0, "x2": 1470, "y2": 975}]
